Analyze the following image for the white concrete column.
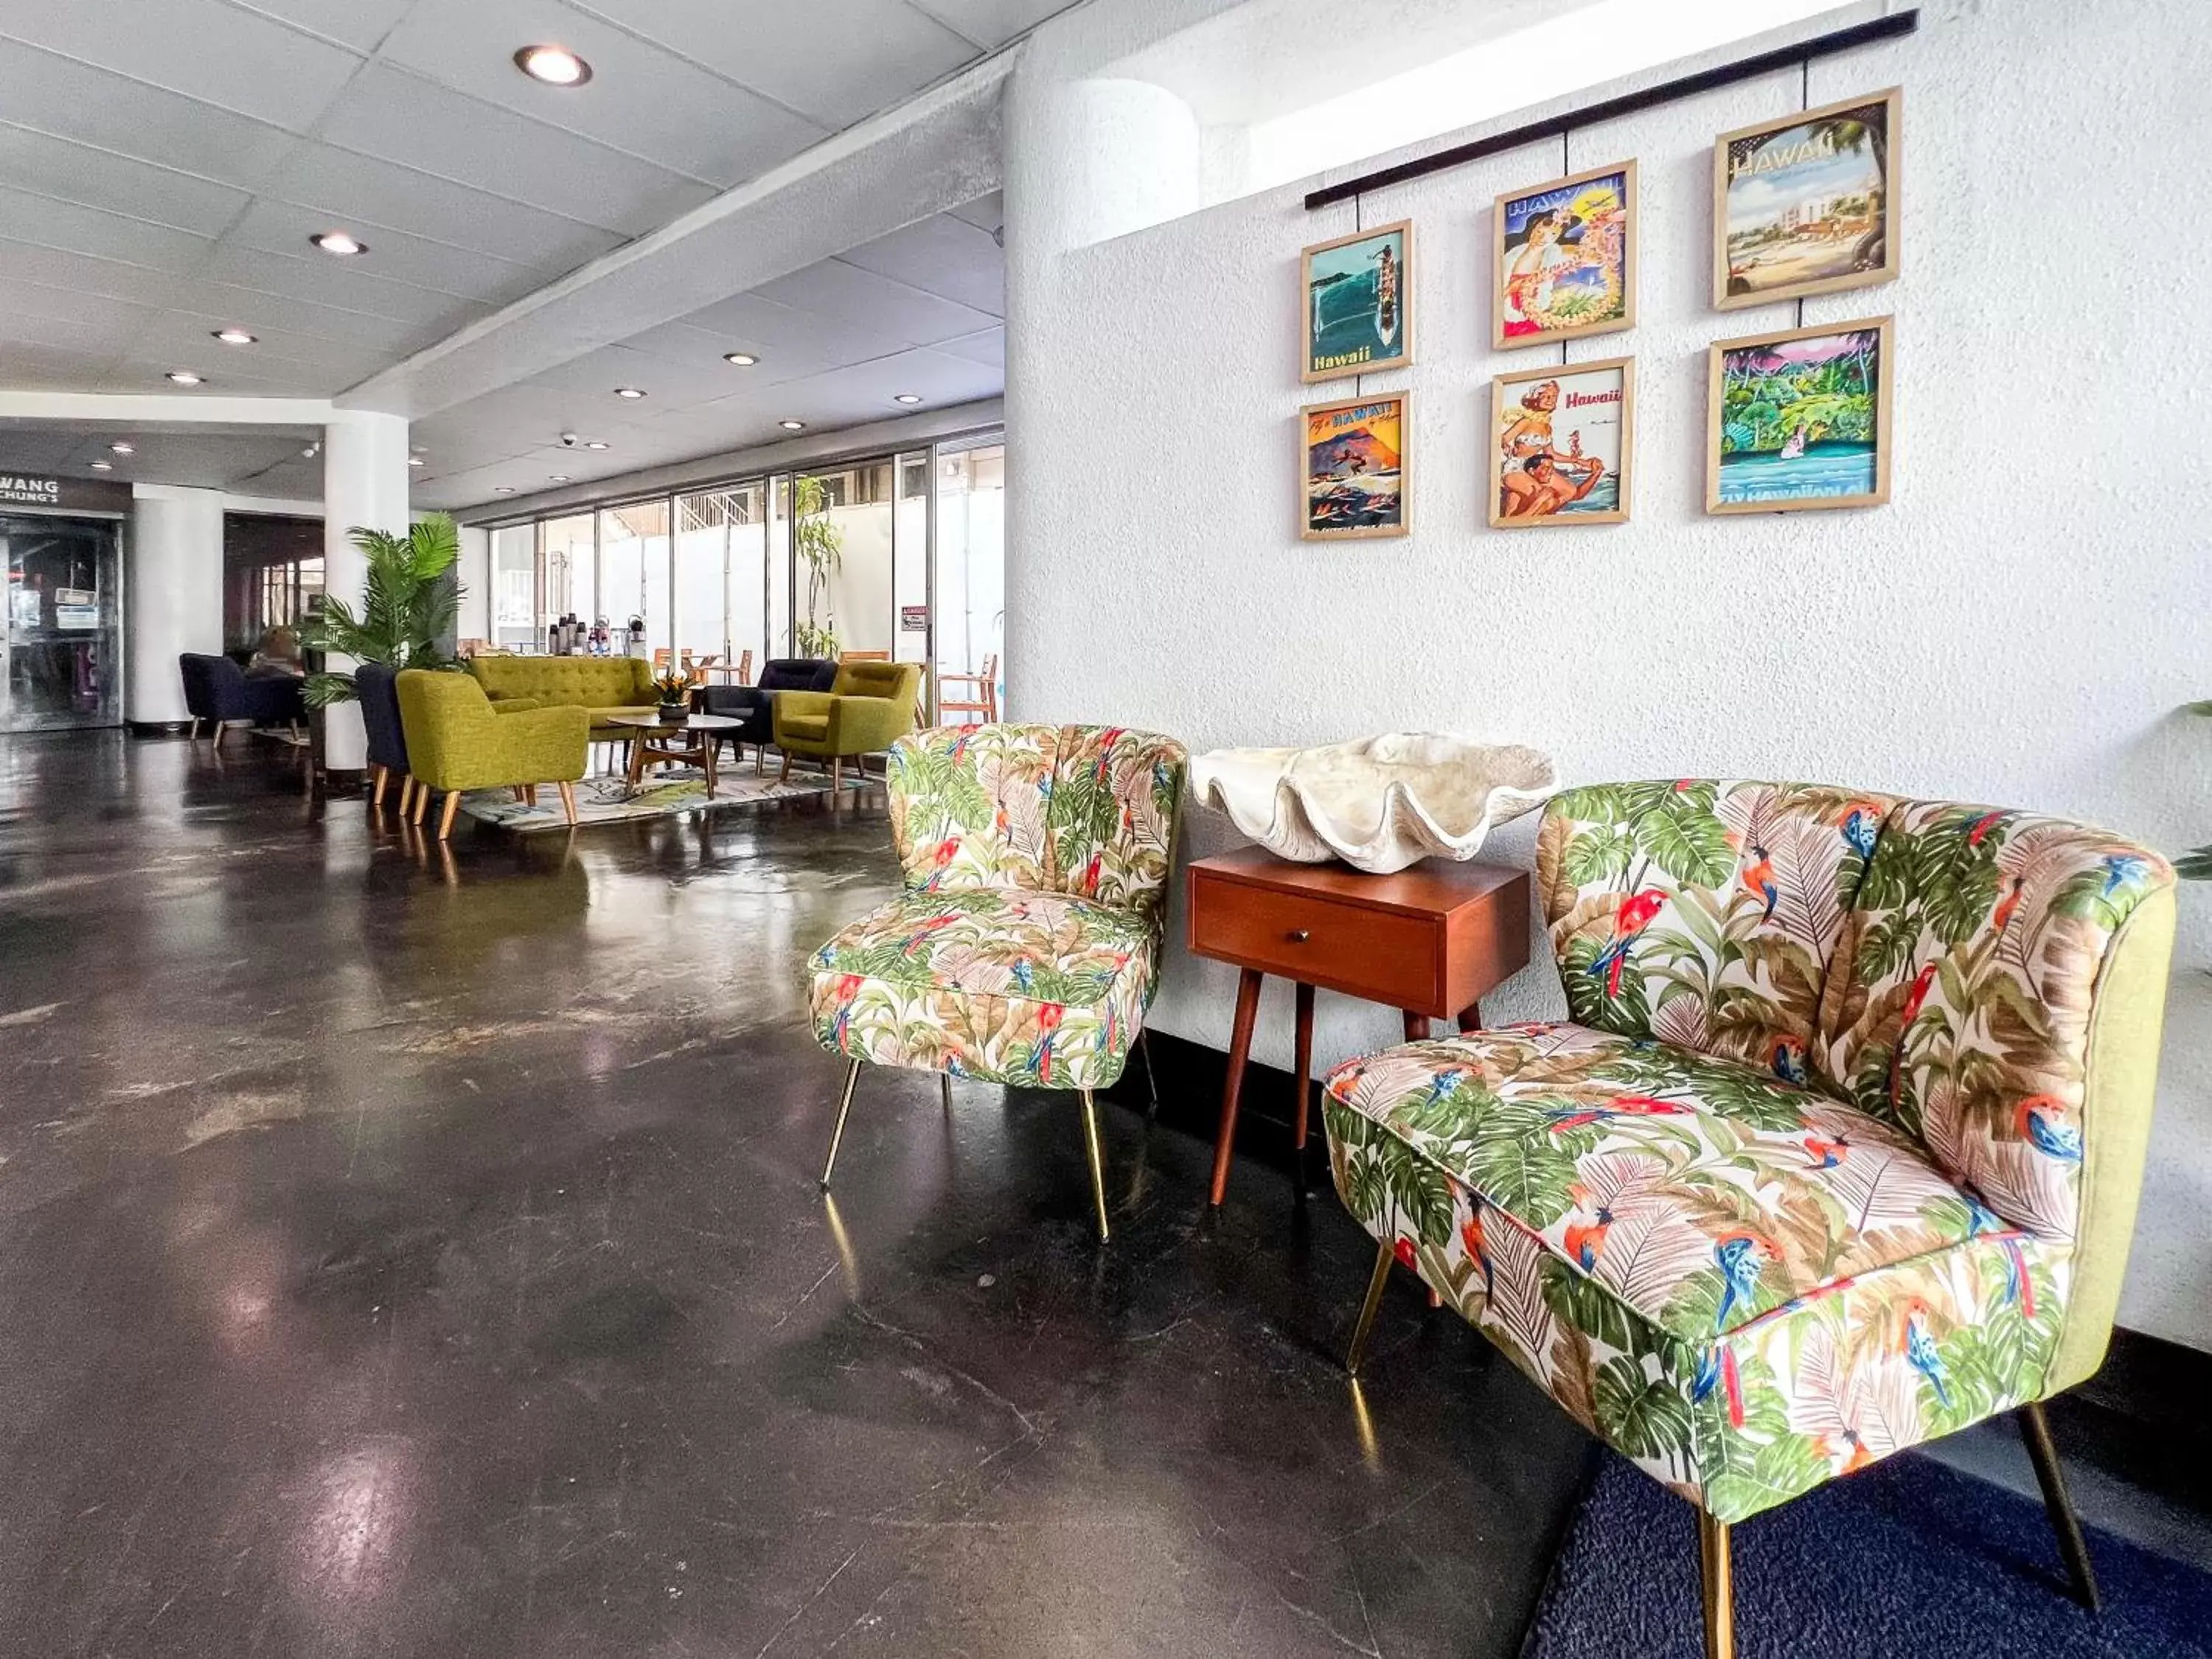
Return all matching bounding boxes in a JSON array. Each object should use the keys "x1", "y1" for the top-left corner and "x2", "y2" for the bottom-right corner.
[
  {"x1": 126, "y1": 486, "x2": 226, "y2": 726},
  {"x1": 321, "y1": 409, "x2": 411, "y2": 772}
]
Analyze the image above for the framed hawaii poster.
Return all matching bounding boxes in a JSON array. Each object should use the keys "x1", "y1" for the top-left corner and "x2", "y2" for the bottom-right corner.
[
  {"x1": 1489, "y1": 358, "x2": 1634, "y2": 528},
  {"x1": 1494, "y1": 161, "x2": 1635, "y2": 348},
  {"x1": 1301, "y1": 220, "x2": 1413, "y2": 383},
  {"x1": 1714, "y1": 88, "x2": 1900, "y2": 309},
  {"x1": 1706, "y1": 316, "x2": 1893, "y2": 513},
  {"x1": 1301, "y1": 392, "x2": 1408, "y2": 540}
]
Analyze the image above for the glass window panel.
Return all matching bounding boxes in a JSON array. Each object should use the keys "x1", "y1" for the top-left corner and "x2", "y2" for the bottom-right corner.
[
  {"x1": 800, "y1": 462, "x2": 893, "y2": 660},
  {"x1": 933, "y1": 439, "x2": 1006, "y2": 718},
  {"x1": 892, "y1": 448, "x2": 930, "y2": 684},
  {"x1": 542, "y1": 512, "x2": 595, "y2": 631},
  {"x1": 490, "y1": 524, "x2": 537, "y2": 650},
  {"x1": 768, "y1": 476, "x2": 792, "y2": 658}
]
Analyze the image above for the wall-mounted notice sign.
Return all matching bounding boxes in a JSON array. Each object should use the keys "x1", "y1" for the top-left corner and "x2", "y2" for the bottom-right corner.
[{"x1": 900, "y1": 605, "x2": 929, "y2": 633}]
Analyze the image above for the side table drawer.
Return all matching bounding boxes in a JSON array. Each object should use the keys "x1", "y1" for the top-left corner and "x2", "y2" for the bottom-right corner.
[{"x1": 1189, "y1": 870, "x2": 1439, "y2": 1010}]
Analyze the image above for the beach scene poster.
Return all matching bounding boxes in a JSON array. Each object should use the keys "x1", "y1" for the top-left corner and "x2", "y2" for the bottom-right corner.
[
  {"x1": 1716, "y1": 88, "x2": 1899, "y2": 308},
  {"x1": 1708, "y1": 318, "x2": 1892, "y2": 514},
  {"x1": 1301, "y1": 220, "x2": 1412, "y2": 383},
  {"x1": 1302, "y1": 393, "x2": 1408, "y2": 540},
  {"x1": 1490, "y1": 358, "x2": 1633, "y2": 528},
  {"x1": 1494, "y1": 161, "x2": 1635, "y2": 348}
]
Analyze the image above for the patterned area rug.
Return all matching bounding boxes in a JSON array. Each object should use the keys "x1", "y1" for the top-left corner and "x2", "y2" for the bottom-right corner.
[
  {"x1": 458, "y1": 768, "x2": 833, "y2": 832},
  {"x1": 1521, "y1": 1451, "x2": 2212, "y2": 1658}
]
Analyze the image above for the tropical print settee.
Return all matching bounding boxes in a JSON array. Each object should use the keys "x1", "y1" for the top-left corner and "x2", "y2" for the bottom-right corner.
[{"x1": 1324, "y1": 779, "x2": 2176, "y2": 1527}]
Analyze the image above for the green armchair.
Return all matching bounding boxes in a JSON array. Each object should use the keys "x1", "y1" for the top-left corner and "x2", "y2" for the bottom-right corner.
[
  {"x1": 395, "y1": 669, "x2": 591, "y2": 839},
  {"x1": 772, "y1": 659, "x2": 923, "y2": 791}
]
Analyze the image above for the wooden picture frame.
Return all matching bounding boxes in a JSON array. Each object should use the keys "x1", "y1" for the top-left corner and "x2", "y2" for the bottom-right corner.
[
  {"x1": 1489, "y1": 356, "x2": 1635, "y2": 528},
  {"x1": 1493, "y1": 159, "x2": 1636, "y2": 349},
  {"x1": 1300, "y1": 219, "x2": 1414, "y2": 384},
  {"x1": 1301, "y1": 391, "x2": 1410, "y2": 540},
  {"x1": 1705, "y1": 316, "x2": 1893, "y2": 514},
  {"x1": 1713, "y1": 87, "x2": 1901, "y2": 310}
]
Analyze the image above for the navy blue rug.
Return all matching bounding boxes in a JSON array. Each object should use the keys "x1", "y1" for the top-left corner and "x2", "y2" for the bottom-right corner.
[{"x1": 1523, "y1": 1453, "x2": 2212, "y2": 1658}]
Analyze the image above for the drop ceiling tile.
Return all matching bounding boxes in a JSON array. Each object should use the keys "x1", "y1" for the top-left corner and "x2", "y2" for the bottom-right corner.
[
  {"x1": 572, "y1": 0, "x2": 977, "y2": 129},
  {"x1": 221, "y1": 0, "x2": 421, "y2": 52},
  {"x1": 223, "y1": 198, "x2": 557, "y2": 305},
  {"x1": 935, "y1": 326, "x2": 1002, "y2": 369},
  {"x1": 266, "y1": 145, "x2": 622, "y2": 274},
  {"x1": 0, "y1": 125, "x2": 252, "y2": 237},
  {"x1": 520, "y1": 341, "x2": 754, "y2": 406},
  {"x1": 0, "y1": 184, "x2": 215, "y2": 274},
  {"x1": 947, "y1": 190, "x2": 1002, "y2": 233},
  {"x1": 0, "y1": 276, "x2": 155, "y2": 335},
  {"x1": 838, "y1": 213, "x2": 1003, "y2": 314},
  {"x1": 0, "y1": 1, "x2": 366, "y2": 133},
  {"x1": 908, "y1": 0, "x2": 1073, "y2": 48},
  {"x1": 201, "y1": 244, "x2": 492, "y2": 330},
  {"x1": 673, "y1": 292, "x2": 912, "y2": 372},
  {"x1": 0, "y1": 344, "x2": 131, "y2": 390},
  {"x1": 0, "y1": 307, "x2": 134, "y2": 361},
  {"x1": 128, "y1": 310, "x2": 393, "y2": 379},
  {"x1": 375, "y1": 0, "x2": 827, "y2": 187},
  {"x1": 316, "y1": 63, "x2": 719, "y2": 234},
  {"x1": 111, "y1": 352, "x2": 352, "y2": 398},
  {"x1": 754, "y1": 257, "x2": 998, "y2": 347}
]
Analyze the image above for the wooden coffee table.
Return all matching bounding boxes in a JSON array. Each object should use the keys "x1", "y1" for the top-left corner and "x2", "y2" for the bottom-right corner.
[{"x1": 605, "y1": 712, "x2": 744, "y2": 795}]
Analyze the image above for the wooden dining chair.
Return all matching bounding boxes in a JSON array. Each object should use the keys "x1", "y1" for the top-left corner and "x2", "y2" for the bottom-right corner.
[
  {"x1": 936, "y1": 653, "x2": 999, "y2": 723},
  {"x1": 839, "y1": 650, "x2": 891, "y2": 662}
]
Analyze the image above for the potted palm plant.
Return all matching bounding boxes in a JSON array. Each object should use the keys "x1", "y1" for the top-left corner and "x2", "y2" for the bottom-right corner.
[{"x1": 299, "y1": 514, "x2": 465, "y2": 706}]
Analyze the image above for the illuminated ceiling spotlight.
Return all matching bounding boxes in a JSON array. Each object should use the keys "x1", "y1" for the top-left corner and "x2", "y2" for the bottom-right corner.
[
  {"x1": 613, "y1": 386, "x2": 646, "y2": 399},
  {"x1": 778, "y1": 419, "x2": 805, "y2": 431},
  {"x1": 893, "y1": 393, "x2": 922, "y2": 405},
  {"x1": 514, "y1": 44, "x2": 591, "y2": 86},
  {"x1": 493, "y1": 486, "x2": 516, "y2": 494},
  {"x1": 549, "y1": 473, "x2": 571, "y2": 482},
  {"x1": 166, "y1": 370, "x2": 204, "y2": 386},
  {"x1": 89, "y1": 460, "x2": 113, "y2": 471},
  {"x1": 310, "y1": 231, "x2": 368, "y2": 256},
  {"x1": 585, "y1": 440, "x2": 609, "y2": 451},
  {"x1": 110, "y1": 442, "x2": 135, "y2": 455},
  {"x1": 408, "y1": 456, "x2": 425, "y2": 467},
  {"x1": 723, "y1": 352, "x2": 758, "y2": 366},
  {"x1": 213, "y1": 328, "x2": 256, "y2": 346}
]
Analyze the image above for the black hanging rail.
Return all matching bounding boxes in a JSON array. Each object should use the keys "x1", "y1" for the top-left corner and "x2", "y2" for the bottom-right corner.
[{"x1": 1302, "y1": 9, "x2": 1918, "y2": 211}]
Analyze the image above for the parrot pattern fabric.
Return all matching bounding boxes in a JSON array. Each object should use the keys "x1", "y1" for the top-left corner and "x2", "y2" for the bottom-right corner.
[
  {"x1": 809, "y1": 723, "x2": 1186, "y2": 1090},
  {"x1": 1326, "y1": 779, "x2": 2171, "y2": 1526}
]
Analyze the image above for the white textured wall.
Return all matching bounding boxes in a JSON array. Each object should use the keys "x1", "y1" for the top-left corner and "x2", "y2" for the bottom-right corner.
[{"x1": 1006, "y1": 0, "x2": 2212, "y2": 1347}]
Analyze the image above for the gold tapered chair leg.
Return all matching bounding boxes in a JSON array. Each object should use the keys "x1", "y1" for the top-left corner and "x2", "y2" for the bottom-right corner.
[
  {"x1": 1078, "y1": 1088, "x2": 1110, "y2": 1242},
  {"x1": 412, "y1": 782, "x2": 433, "y2": 826},
  {"x1": 940, "y1": 1074, "x2": 953, "y2": 1114},
  {"x1": 1698, "y1": 1512, "x2": 1735, "y2": 1659},
  {"x1": 1346, "y1": 1239, "x2": 1395, "y2": 1374},
  {"x1": 372, "y1": 765, "x2": 389, "y2": 809},
  {"x1": 2020, "y1": 1399, "x2": 2101, "y2": 1611},
  {"x1": 819, "y1": 1060, "x2": 862, "y2": 1190},
  {"x1": 437, "y1": 790, "x2": 462, "y2": 840}
]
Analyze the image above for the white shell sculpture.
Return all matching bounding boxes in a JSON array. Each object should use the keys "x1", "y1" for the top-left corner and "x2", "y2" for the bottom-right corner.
[{"x1": 1189, "y1": 734, "x2": 1557, "y2": 875}]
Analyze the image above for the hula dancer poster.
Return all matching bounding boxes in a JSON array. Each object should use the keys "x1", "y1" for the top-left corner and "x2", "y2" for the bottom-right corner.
[
  {"x1": 1489, "y1": 358, "x2": 1633, "y2": 528},
  {"x1": 1706, "y1": 317, "x2": 1893, "y2": 514},
  {"x1": 1494, "y1": 161, "x2": 1635, "y2": 348},
  {"x1": 1301, "y1": 393, "x2": 1408, "y2": 540},
  {"x1": 1714, "y1": 88, "x2": 1899, "y2": 309},
  {"x1": 1301, "y1": 220, "x2": 1413, "y2": 383}
]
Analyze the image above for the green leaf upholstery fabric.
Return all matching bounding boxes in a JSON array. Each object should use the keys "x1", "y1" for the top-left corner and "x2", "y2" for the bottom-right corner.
[
  {"x1": 1326, "y1": 779, "x2": 2175, "y2": 1525},
  {"x1": 807, "y1": 723, "x2": 1187, "y2": 1089},
  {"x1": 395, "y1": 669, "x2": 588, "y2": 793},
  {"x1": 466, "y1": 655, "x2": 658, "y2": 737},
  {"x1": 773, "y1": 661, "x2": 922, "y2": 762}
]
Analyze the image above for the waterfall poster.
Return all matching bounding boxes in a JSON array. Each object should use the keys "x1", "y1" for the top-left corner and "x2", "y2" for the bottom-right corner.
[
  {"x1": 1302, "y1": 392, "x2": 1408, "y2": 540},
  {"x1": 1493, "y1": 161, "x2": 1635, "y2": 348},
  {"x1": 1707, "y1": 317, "x2": 1893, "y2": 514},
  {"x1": 1490, "y1": 358, "x2": 1635, "y2": 528},
  {"x1": 1715, "y1": 87, "x2": 1900, "y2": 309},
  {"x1": 1301, "y1": 220, "x2": 1413, "y2": 383}
]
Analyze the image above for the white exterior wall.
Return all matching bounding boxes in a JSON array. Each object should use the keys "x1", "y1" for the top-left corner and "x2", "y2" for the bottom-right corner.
[{"x1": 1004, "y1": 0, "x2": 2212, "y2": 1347}]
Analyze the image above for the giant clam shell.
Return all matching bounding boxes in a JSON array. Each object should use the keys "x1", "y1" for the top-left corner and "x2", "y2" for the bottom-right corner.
[{"x1": 1189, "y1": 734, "x2": 1557, "y2": 874}]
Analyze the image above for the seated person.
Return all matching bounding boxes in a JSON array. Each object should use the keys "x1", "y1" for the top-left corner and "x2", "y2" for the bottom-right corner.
[{"x1": 245, "y1": 626, "x2": 305, "y2": 679}]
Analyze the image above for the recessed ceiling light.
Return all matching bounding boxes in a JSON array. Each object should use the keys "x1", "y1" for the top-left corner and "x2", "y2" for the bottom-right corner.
[
  {"x1": 408, "y1": 456, "x2": 425, "y2": 467},
  {"x1": 585, "y1": 440, "x2": 609, "y2": 451},
  {"x1": 311, "y1": 231, "x2": 367, "y2": 256},
  {"x1": 110, "y1": 442, "x2": 134, "y2": 455},
  {"x1": 779, "y1": 419, "x2": 805, "y2": 431},
  {"x1": 89, "y1": 460, "x2": 113, "y2": 472},
  {"x1": 549, "y1": 473, "x2": 570, "y2": 482},
  {"x1": 493, "y1": 486, "x2": 516, "y2": 494},
  {"x1": 723, "y1": 352, "x2": 758, "y2": 366},
  {"x1": 302, "y1": 446, "x2": 319, "y2": 459},
  {"x1": 893, "y1": 393, "x2": 922, "y2": 405},
  {"x1": 515, "y1": 44, "x2": 591, "y2": 86},
  {"x1": 166, "y1": 370, "x2": 204, "y2": 386},
  {"x1": 213, "y1": 328, "x2": 256, "y2": 346},
  {"x1": 613, "y1": 386, "x2": 646, "y2": 399}
]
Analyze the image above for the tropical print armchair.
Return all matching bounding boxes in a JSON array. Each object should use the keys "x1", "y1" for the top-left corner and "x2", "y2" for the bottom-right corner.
[
  {"x1": 1324, "y1": 780, "x2": 2177, "y2": 1657},
  {"x1": 806, "y1": 723, "x2": 1187, "y2": 1239}
]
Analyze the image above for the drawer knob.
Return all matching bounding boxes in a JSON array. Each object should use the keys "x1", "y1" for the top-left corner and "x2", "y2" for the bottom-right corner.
[{"x1": 1286, "y1": 928, "x2": 1310, "y2": 943}]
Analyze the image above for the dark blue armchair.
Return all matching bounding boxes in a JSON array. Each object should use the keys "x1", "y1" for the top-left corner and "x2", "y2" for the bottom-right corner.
[
  {"x1": 355, "y1": 661, "x2": 410, "y2": 812},
  {"x1": 178, "y1": 653, "x2": 305, "y2": 746},
  {"x1": 697, "y1": 656, "x2": 836, "y2": 768}
]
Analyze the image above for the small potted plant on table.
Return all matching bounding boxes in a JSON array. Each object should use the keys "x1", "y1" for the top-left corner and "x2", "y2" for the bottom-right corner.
[{"x1": 650, "y1": 666, "x2": 693, "y2": 723}]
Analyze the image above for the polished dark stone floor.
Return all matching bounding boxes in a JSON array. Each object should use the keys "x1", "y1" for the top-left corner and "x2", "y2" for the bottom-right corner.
[{"x1": 0, "y1": 732, "x2": 1594, "y2": 1659}]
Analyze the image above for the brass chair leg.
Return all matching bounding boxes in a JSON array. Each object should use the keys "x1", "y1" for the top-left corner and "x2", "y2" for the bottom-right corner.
[
  {"x1": 940, "y1": 1074, "x2": 953, "y2": 1114},
  {"x1": 187, "y1": 717, "x2": 200, "y2": 741},
  {"x1": 1346, "y1": 1239, "x2": 1395, "y2": 1374},
  {"x1": 819, "y1": 1060, "x2": 862, "y2": 1190},
  {"x1": 1698, "y1": 1512, "x2": 1734, "y2": 1659},
  {"x1": 1079, "y1": 1088, "x2": 1110, "y2": 1242},
  {"x1": 2021, "y1": 1400, "x2": 2101, "y2": 1611},
  {"x1": 1136, "y1": 1028, "x2": 1161, "y2": 1118}
]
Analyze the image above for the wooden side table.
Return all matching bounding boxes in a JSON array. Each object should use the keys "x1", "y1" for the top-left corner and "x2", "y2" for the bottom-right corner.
[{"x1": 1186, "y1": 848, "x2": 1531, "y2": 1206}]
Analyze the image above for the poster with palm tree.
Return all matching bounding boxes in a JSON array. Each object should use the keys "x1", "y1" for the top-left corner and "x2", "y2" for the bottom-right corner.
[
  {"x1": 1713, "y1": 87, "x2": 1900, "y2": 309},
  {"x1": 1705, "y1": 316, "x2": 1893, "y2": 514}
]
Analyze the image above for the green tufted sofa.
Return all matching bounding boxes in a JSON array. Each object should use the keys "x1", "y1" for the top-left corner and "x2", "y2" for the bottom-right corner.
[{"x1": 467, "y1": 655, "x2": 658, "y2": 739}]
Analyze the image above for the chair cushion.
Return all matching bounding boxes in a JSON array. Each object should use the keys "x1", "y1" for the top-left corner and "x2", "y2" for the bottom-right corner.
[
  {"x1": 1324, "y1": 1021, "x2": 2067, "y2": 1524},
  {"x1": 779, "y1": 713, "x2": 830, "y2": 741},
  {"x1": 807, "y1": 889, "x2": 1155, "y2": 1089}
]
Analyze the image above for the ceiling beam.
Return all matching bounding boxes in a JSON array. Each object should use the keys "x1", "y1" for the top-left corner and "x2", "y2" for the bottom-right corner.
[{"x1": 0, "y1": 392, "x2": 335, "y2": 426}]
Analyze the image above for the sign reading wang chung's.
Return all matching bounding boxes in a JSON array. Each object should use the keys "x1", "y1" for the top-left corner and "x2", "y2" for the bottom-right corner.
[{"x1": 0, "y1": 473, "x2": 134, "y2": 514}]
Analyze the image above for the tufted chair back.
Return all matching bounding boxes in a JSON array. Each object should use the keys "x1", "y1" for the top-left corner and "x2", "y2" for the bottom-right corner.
[
  {"x1": 467, "y1": 654, "x2": 653, "y2": 707},
  {"x1": 831, "y1": 659, "x2": 920, "y2": 704},
  {"x1": 887, "y1": 724, "x2": 1187, "y2": 917}
]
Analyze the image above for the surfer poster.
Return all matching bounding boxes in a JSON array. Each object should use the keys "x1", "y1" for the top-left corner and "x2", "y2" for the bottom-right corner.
[
  {"x1": 1706, "y1": 316, "x2": 1892, "y2": 514},
  {"x1": 1489, "y1": 358, "x2": 1633, "y2": 528},
  {"x1": 1714, "y1": 88, "x2": 1899, "y2": 309},
  {"x1": 1493, "y1": 161, "x2": 1635, "y2": 348},
  {"x1": 1301, "y1": 392, "x2": 1408, "y2": 540},
  {"x1": 1300, "y1": 220, "x2": 1413, "y2": 383}
]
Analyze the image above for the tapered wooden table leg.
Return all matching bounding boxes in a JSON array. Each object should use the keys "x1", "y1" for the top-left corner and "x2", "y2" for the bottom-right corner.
[
  {"x1": 1402, "y1": 1009, "x2": 1427, "y2": 1042},
  {"x1": 1292, "y1": 981, "x2": 1316, "y2": 1189},
  {"x1": 1208, "y1": 968, "x2": 1264, "y2": 1207},
  {"x1": 1458, "y1": 1001, "x2": 1483, "y2": 1033}
]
